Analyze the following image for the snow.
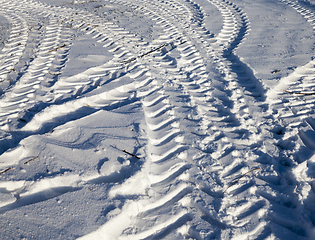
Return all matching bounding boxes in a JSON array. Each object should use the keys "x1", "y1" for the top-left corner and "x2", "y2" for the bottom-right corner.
[{"x1": 0, "y1": 0, "x2": 315, "y2": 239}]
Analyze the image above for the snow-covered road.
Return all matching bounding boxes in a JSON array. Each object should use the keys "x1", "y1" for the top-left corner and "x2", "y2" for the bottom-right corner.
[{"x1": 1, "y1": 0, "x2": 315, "y2": 239}]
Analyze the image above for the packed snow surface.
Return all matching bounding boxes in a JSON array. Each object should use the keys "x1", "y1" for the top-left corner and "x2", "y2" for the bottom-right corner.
[{"x1": 1, "y1": 0, "x2": 315, "y2": 239}]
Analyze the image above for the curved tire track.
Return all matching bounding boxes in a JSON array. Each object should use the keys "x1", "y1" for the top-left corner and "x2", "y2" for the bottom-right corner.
[{"x1": 1, "y1": 0, "x2": 315, "y2": 239}]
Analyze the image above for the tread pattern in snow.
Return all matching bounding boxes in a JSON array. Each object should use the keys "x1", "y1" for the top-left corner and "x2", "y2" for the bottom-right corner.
[{"x1": 0, "y1": 0, "x2": 315, "y2": 239}]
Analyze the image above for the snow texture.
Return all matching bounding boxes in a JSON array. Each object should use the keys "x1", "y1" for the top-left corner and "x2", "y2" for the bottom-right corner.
[{"x1": 0, "y1": 0, "x2": 315, "y2": 239}]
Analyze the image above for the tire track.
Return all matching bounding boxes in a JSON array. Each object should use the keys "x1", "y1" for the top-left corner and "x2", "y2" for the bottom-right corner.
[
  {"x1": 0, "y1": 7, "x2": 29, "y2": 88},
  {"x1": 103, "y1": 0, "x2": 270, "y2": 238},
  {"x1": 175, "y1": 1, "x2": 270, "y2": 237},
  {"x1": 0, "y1": 0, "x2": 265, "y2": 238},
  {"x1": 267, "y1": 0, "x2": 315, "y2": 144},
  {"x1": 0, "y1": 0, "x2": 140, "y2": 131},
  {"x1": 1, "y1": 0, "x2": 314, "y2": 239},
  {"x1": 75, "y1": 1, "x2": 210, "y2": 238},
  {"x1": 202, "y1": 0, "x2": 315, "y2": 238},
  {"x1": 0, "y1": 17, "x2": 72, "y2": 123},
  {"x1": 0, "y1": 0, "x2": 152, "y2": 223},
  {"x1": 0, "y1": 0, "x2": 148, "y2": 163},
  {"x1": 157, "y1": 0, "x2": 314, "y2": 238},
  {"x1": 0, "y1": 12, "x2": 10, "y2": 51},
  {"x1": 95, "y1": 0, "x2": 263, "y2": 238},
  {"x1": 0, "y1": 0, "x2": 52, "y2": 91},
  {"x1": 258, "y1": 0, "x2": 315, "y2": 238}
]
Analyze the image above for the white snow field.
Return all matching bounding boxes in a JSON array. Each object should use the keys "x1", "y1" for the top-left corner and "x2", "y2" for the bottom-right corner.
[{"x1": 1, "y1": 0, "x2": 315, "y2": 239}]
